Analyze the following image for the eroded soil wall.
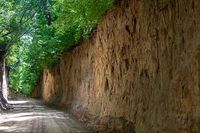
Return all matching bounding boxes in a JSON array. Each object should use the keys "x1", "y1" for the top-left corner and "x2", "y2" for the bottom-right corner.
[{"x1": 40, "y1": 0, "x2": 200, "y2": 132}]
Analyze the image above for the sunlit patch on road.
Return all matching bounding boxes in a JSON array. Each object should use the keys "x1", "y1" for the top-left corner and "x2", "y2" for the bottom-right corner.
[{"x1": 0, "y1": 99, "x2": 90, "y2": 133}]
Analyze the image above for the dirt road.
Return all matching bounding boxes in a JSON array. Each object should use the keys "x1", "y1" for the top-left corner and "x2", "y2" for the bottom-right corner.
[{"x1": 0, "y1": 99, "x2": 91, "y2": 133}]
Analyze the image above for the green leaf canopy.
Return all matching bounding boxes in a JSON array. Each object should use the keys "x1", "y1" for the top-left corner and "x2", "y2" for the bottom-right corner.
[{"x1": 5, "y1": 0, "x2": 113, "y2": 95}]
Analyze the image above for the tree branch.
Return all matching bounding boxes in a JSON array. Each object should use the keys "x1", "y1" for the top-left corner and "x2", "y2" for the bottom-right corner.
[
  {"x1": 41, "y1": 0, "x2": 52, "y2": 26},
  {"x1": 1, "y1": 31, "x2": 14, "y2": 37}
]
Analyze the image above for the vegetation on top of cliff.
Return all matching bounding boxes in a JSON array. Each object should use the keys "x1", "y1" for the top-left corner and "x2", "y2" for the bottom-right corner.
[{"x1": 2, "y1": 0, "x2": 113, "y2": 95}]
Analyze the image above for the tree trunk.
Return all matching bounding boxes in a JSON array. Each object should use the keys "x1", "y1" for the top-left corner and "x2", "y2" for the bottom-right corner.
[{"x1": 0, "y1": 53, "x2": 11, "y2": 111}]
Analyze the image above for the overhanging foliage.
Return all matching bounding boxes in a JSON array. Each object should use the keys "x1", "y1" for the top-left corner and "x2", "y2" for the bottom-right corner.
[{"x1": 4, "y1": 0, "x2": 113, "y2": 95}]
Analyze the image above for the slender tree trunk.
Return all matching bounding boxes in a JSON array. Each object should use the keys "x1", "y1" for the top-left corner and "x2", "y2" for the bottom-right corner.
[
  {"x1": 0, "y1": 53, "x2": 12, "y2": 111},
  {"x1": 0, "y1": 61, "x2": 7, "y2": 110},
  {"x1": 2, "y1": 61, "x2": 8, "y2": 100}
]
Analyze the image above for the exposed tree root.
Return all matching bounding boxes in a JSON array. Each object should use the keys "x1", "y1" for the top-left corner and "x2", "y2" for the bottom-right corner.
[{"x1": 0, "y1": 91, "x2": 13, "y2": 111}]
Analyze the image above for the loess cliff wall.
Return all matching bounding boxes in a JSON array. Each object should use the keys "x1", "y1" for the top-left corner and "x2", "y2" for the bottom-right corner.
[{"x1": 40, "y1": 0, "x2": 200, "y2": 132}]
